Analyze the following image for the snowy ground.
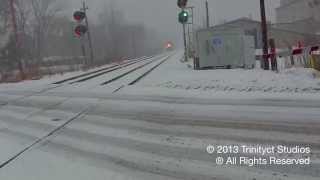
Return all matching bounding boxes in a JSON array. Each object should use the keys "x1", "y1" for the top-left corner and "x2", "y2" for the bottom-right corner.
[
  {"x1": 151, "y1": 67, "x2": 320, "y2": 93},
  {"x1": 119, "y1": 51, "x2": 320, "y2": 100},
  {"x1": 0, "y1": 51, "x2": 320, "y2": 180}
]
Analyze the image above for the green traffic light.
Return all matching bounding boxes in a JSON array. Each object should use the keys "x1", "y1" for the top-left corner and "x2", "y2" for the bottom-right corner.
[{"x1": 178, "y1": 10, "x2": 189, "y2": 24}]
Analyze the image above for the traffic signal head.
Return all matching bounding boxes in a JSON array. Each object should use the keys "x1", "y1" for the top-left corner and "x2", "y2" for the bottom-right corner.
[
  {"x1": 177, "y1": 0, "x2": 188, "y2": 8},
  {"x1": 74, "y1": 25, "x2": 87, "y2": 37},
  {"x1": 178, "y1": 10, "x2": 189, "y2": 24},
  {"x1": 73, "y1": 11, "x2": 86, "y2": 22}
]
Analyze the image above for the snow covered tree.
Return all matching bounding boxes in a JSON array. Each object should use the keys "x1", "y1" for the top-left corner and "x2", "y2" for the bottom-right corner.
[{"x1": 30, "y1": 0, "x2": 62, "y2": 61}]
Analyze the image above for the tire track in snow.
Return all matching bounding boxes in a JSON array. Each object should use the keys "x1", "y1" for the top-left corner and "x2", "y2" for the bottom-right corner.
[{"x1": 0, "y1": 106, "x2": 91, "y2": 169}]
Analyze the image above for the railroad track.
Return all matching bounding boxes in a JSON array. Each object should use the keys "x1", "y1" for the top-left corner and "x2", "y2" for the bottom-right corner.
[
  {"x1": 107, "y1": 55, "x2": 172, "y2": 93},
  {"x1": 100, "y1": 54, "x2": 171, "y2": 86},
  {"x1": 35, "y1": 53, "x2": 173, "y2": 95},
  {"x1": 59, "y1": 53, "x2": 170, "y2": 86},
  {"x1": 68, "y1": 56, "x2": 158, "y2": 84},
  {"x1": 52, "y1": 56, "x2": 153, "y2": 85},
  {"x1": 0, "y1": 53, "x2": 173, "y2": 109},
  {"x1": 128, "y1": 55, "x2": 170, "y2": 86}
]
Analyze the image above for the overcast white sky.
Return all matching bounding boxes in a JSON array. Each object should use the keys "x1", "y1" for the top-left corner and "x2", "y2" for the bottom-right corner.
[{"x1": 69, "y1": 0, "x2": 280, "y2": 47}]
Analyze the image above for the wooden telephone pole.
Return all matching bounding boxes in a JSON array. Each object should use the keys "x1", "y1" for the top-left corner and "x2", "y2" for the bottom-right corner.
[
  {"x1": 260, "y1": 0, "x2": 269, "y2": 70},
  {"x1": 183, "y1": 19, "x2": 188, "y2": 62},
  {"x1": 206, "y1": 0, "x2": 210, "y2": 28},
  {"x1": 82, "y1": 1, "x2": 94, "y2": 65}
]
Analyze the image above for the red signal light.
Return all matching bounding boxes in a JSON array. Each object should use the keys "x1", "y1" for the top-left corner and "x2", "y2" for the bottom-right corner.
[
  {"x1": 73, "y1": 11, "x2": 86, "y2": 22},
  {"x1": 75, "y1": 29, "x2": 81, "y2": 37},
  {"x1": 74, "y1": 25, "x2": 87, "y2": 37},
  {"x1": 74, "y1": 15, "x2": 81, "y2": 21},
  {"x1": 177, "y1": 0, "x2": 188, "y2": 8}
]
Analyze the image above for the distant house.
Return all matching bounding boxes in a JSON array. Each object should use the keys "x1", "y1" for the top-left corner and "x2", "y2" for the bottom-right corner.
[{"x1": 211, "y1": 17, "x2": 320, "y2": 49}]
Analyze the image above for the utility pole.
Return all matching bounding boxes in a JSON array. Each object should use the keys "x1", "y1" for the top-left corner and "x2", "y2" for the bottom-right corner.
[
  {"x1": 82, "y1": 1, "x2": 94, "y2": 65},
  {"x1": 80, "y1": 37, "x2": 88, "y2": 65},
  {"x1": 206, "y1": 0, "x2": 210, "y2": 28},
  {"x1": 183, "y1": 23, "x2": 188, "y2": 62},
  {"x1": 260, "y1": 0, "x2": 269, "y2": 70}
]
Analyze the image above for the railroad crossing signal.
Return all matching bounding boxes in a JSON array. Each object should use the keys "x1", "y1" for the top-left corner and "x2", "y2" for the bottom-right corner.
[
  {"x1": 73, "y1": 10, "x2": 87, "y2": 37},
  {"x1": 178, "y1": 10, "x2": 189, "y2": 24},
  {"x1": 73, "y1": 11, "x2": 86, "y2": 22},
  {"x1": 177, "y1": 0, "x2": 189, "y2": 63},
  {"x1": 72, "y1": 2, "x2": 95, "y2": 65},
  {"x1": 177, "y1": 0, "x2": 188, "y2": 8},
  {"x1": 74, "y1": 25, "x2": 88, "y2": 38}
]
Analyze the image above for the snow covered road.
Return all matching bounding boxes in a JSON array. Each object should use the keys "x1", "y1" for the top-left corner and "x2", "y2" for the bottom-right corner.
[{"x1": 0, "y1": 92, "x2": 319, "y2": 180}]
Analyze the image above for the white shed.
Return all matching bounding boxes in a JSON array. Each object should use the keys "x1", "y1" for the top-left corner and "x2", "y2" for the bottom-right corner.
[{"x1": 194, "y1": 28, "x2": 255, "y2": 69}]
